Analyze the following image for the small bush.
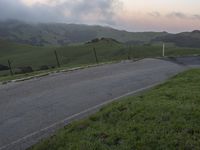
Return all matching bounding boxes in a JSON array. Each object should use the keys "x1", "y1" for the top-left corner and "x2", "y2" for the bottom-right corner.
[
  {"x1": 16, "y1": 66, "x2": 34, "y2": 74},
  {"x1": 51, "y1": 66, "x2": 55, "y2": 69},
  {"x1": 39, "y1": 65, "x2": 49, "y2": 71},
  {"x1": 0, "y1": 64, "x2": 9, "y2": 71}
]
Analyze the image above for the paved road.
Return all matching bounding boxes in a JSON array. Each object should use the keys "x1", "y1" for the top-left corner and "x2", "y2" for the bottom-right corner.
[
  {"x1": 164, "y1": 56, "x2": 200, "y2": 67},
  {"x1": 0, "y1": 58, "x2": 194, "y2": 149}
]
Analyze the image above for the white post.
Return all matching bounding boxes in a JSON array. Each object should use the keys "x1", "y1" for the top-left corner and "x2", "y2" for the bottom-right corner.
[{"x1": 162, "y1": 43, "x2": 165, "y2": 57}]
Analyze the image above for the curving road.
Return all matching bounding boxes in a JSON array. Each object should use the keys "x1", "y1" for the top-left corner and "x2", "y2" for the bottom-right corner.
[{"x1": 0, "y1": 57, "x2": 199, "y2": 150}]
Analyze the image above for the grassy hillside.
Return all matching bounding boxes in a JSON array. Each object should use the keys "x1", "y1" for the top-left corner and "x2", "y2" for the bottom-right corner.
[
  {"x1": 0, "y1": 20, "x2": 168, "y2": 46},
  {"x1": 29, "y1": 69, "x2": 200, "y2": 150},
  {"x1": 154, "y1": 30, "x2": 200, "y2": 48},
  {"x1": 0, "y1": 39, "x2": 57, "y2": 69},
  {"x1": 0, "y1": 38, "x2": 124, "y2": 70},
  {"x1": 130, "y1": 43, "x2": 200, "y2": 58},
  {"x1": 1, "y1": 20, "x2": 200, "y2": 47},
  {"x1": 0, "y1": 39, "x2": 200, "y2": 77}
]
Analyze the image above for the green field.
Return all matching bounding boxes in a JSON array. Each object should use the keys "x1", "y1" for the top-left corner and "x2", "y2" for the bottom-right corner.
[
  {"x1": 0, "y1": 38, "x2": 200, "y2": 78},
  {"x1": 29, "y1": 69, "x2": 200, "y2": 150}
]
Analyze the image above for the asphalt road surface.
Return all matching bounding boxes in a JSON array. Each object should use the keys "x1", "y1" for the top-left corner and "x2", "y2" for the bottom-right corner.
[
  {"x1": 166, "y1": 56, "x2": 200, "y2": 67},
  {"x1": 0, "y1": 57, "x2": 198, "y2": 150}
]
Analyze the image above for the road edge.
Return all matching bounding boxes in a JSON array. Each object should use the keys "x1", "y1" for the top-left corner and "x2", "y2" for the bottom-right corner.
[{"x1": 0, "y1": 82, "x2": 161, "y2": 150}]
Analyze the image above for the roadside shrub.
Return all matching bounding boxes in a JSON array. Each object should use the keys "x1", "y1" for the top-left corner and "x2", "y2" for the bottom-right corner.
[
  {"x1": 91, "y1": 38, "x2": 100, "y2": 43},
  {"x1": 16, "y1": 66, "x2": 34, "y2": 74},
  {"x1": 39, "y1": 65, "x2": 49, "y2": 71},
  {"x1": 86, "y1": 38, "x2": 100, "y2": 44},
  {"x1": 0, "y1": 64, "x2": 9, "y2": 71},
  {"x1": 51, "y1": 66, "x2": 55, "y2": 69}
]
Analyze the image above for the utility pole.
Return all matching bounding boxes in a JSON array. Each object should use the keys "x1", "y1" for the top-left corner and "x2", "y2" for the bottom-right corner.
[
  {"x1": 162, "y1": 43, "x2": 165, "y2": 57},
  {"x1": 93, "y1": 47, "x2": 99, "y2": 64},
  {"x1": 54, "y1": 50, "x2": 60, "y2": 68},
  {"x1": 8, "y1": 59, "x2": 13, "y2": 76}
]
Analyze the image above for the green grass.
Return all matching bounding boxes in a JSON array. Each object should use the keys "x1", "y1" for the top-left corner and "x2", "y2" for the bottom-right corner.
[
  {"x1": 29, "y1": 69, "x2": 200, "y2": 150},
  {"x1": 0, "y1": 70, "x2": 52, "y2": 82},
  {"x1": 0, "y1": 61, "x2": 117, "y2": 83},
  {"x1": 0, "y1": 39, "x2": 124, "y2": 73},
  {"x1": 0, "y1": 39, "x2": 57, "y2": 69},
  {"x1": 0, "y1": 39, "x2": 200, "y2": 78},
  {"x1": 130, "y1": 44, "x2": 200, "y2": 58}
]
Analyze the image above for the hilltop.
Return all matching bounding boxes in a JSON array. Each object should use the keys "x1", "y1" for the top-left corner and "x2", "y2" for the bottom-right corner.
[
  {"x1": 1, "y1": 20, "x2": 200, "y2": 47},
  {"x1": 154, "y1": 30, "x2": 200, "y2": 48},
  {"x1": 0, "y1": 20, "x2": 167, "y2": 46}
]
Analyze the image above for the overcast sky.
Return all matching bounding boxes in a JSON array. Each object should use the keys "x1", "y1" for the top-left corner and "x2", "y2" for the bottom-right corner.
[{"x1": 0, "y1": 0, "x2": 200, "y2": 32}]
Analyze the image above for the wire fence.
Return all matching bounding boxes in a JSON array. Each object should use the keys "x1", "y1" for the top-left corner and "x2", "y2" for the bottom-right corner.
[
  {"x1": 0, "y1": 46, "x2": 132, "y2": 77},
  {"x1": 1, "y1": 44, "x2": 200, "y2": 77}
]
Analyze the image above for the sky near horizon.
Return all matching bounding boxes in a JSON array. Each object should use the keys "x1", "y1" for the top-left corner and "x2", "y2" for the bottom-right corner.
[{"x1": 0, "y1": 0, "x2": 200, "y2": 32}]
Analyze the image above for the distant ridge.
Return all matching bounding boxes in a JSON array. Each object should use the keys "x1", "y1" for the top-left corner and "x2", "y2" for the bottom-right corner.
[
  {"x1": 192, "y1": 30, "x2": 200, "y2": 34},
  {"x1": 0, "y1": 20, "x2": 167, "y2": 46},
  {"x1": 85, "y1": 38, "x2": 120, "y2": 44},
  {"x1": 154, "y1": 30, "x2": 200, "y2": 48},
  {"x1": 0, "y1": 20, "x2": 200, "y2": 47}
]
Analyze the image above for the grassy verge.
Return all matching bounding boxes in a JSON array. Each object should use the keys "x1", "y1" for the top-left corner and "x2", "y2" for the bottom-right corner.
[
  {"x1": 0, "y1": 71, "x2": 45, "y2": 83},
  {"x1": 29, "y1": 69, "x2": 200, "y2": 150},
  {"x1": 1, "y1": 39, "x2": 200, "y2": 77},
  {"x1": 0, "y1": 60, "x2": 119, "y2": 83}
]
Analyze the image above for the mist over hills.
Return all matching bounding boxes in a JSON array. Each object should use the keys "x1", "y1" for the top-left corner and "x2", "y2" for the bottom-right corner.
[
  {"x1": 0, "y1": 20, "x2": 167, "y2": 46},
  {"x1": 0, "y1": 20, "x2": 200, "y2": 48}
]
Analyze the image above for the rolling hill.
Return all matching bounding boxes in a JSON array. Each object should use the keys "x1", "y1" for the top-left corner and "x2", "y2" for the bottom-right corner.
[
  {"x1": 154, "y1": 30, "x2": 200, "y2": 48},
  {"x1": 0, "y1": 20, "x2": 168, "y2": 46},
  {"x1": 0, "y1": 20, "x2": 200, "y2": 48},
  {"x1": 0, "y1": 38, "x2": 125, "y2": 71},
  {"x1": 0, "y1": 20, "x2": 200, "y2": 76},
  {"x1": 0, "y1": 37, "x2": 200, "y2": 77}
]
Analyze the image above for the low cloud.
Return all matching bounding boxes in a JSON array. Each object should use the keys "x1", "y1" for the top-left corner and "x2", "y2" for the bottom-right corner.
[
  {"x1": 0, "y1": 0, "x2": 121, "y2": 25},
  {"x1": 60, "y1": 0, "x2": 121, "y2": 25},
  {"x1": 0, "y1": 0, "x2": 64, "y2": 22},
  {"x1": 166, "y1": 12, "x2": 200, "y2": 21},
  {"x1": 148, "y1": 11, "x2": 161, "y2": 17},
  {"x1": 167, "y1": 12, "x2": 187, "y2": 19},
  {"x1": 0, "y1": 0, "x2": 199, "y2": 32},
  {"x1": 193, "y1": 14, "x2": 200, "y2": 20}
]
